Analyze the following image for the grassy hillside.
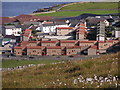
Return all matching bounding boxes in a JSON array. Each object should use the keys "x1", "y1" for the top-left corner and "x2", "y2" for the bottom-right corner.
[
  {"x1": 2, "y1": 60, "x2": 61, "y2": 68},
  {"x1": 2, "y1": 52, "x2": 120, "y2": 88},
  {"x1": 60, "y1": 2, "x2": 118, "y2": 10},
  {"x1": 35, "y1": 10, "x2": 119, "y2": 17},
  {"x1": 35, "y1": 2, "x2": 119, "y2": 17}
]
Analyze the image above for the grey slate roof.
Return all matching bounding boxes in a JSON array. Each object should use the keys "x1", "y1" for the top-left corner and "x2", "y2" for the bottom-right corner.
[
  {"x1": 42, "y1": 23, "x2": 55, "y2": 26},
  {"x1": 4, "y1": 25, "x2": 16, "y2": 29}
]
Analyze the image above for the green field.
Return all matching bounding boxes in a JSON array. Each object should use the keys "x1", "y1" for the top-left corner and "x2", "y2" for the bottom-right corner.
[
  {"x1": 2, "y1": 52, "x2": 119, "y2": 88},
  {"x1": 35, "y1": 2, "x2": 119, "y2": 17},
  {"x1": 60, "y1": 2, "x2": 118, "y2": 10},
  {"x1": 35, "y1": 10, "x2": 119, "y2": 17},
  {"x1": 2, "y1": 60, "x2": 62, "y2": 68}
]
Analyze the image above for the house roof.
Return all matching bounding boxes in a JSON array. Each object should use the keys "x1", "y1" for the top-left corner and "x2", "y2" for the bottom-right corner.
[
  {"x1": 23, "y1": 21, "x2": 40, "y2": 25},
  {"x1": 4, "y1": 25, "x2": 16, "y2": 29},
  {"x1": 28, "y1": 41, "x2": 39, "y2": 43},
  {"x1": 66, "y1": 46, "x2": 81, "y2": 49},
  {"x1": 15, "y1": 14, "x2": 52, "y2": 23},
  {"x1": 41, "y1": 41, "x2": 57, "y2": 43},
  {"x1": 20, "y1": 41, "x2": 29, "y2": 46},
  {"x1": 42, "y1": 22, "x2": 53, "y2": 24},
  {"x1": 79, "y1": 41, "x2": 96, "y2": 43},
  {"x1": 4, "y1": 35, "x2": 16, "y2": 39},
  {"x1": 90, "y1": 45, "x2": 97, "y2": 49},
  {"x1": 47, "y1": 46, "x2": 62, "y2": 49},
  {"x1": 87, "y1": 17, "x2": 105, "y2": 24},
  {"x1": 2, "y1": 17, "x2": 17, "y2": 24},
  {"x1": 25, "y1": 29, "x2": 32, "y2": 32},
  {"x1": 54, "y1": 21, "x2": 66, "y2": 25},
  {"x1": 98, "y1": 41, "x2": 105, "y2": 43},
  {"x1": 60, "y1": 40, "x2": 76, "y2": 43},
  {"x1": 56, "y1": 27, "x2": 74, "y2": 29},
  {"x1": 14, "y1": 46, "x2": 23, "y2": 49},
  {"x1": 78, "y1": 23, "x2": 86, "y2": 27},
  {"x1": 27, "y1": 46, "x2": 42, "y2": 49},
  {"x1": 42, "y1": 23, "x2": 55, "y2": 26}
]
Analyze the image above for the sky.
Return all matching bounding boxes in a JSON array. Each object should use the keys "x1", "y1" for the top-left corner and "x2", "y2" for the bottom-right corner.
[{"x1": 1, "y1": 0, "x2": 119, "y2": 2}]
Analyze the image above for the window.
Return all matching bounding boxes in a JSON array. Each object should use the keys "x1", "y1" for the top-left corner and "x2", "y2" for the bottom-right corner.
[
  {"x1": 53, "y1": 50, "x2": 56, "y2": 52},
  {"x1": 104, "y1": 44, "x2": 107, "y2": 46},
  {"x1": 33, "y1": 50, "x2": 36, "y2": 52},
  {"x1": 47, "y1": 44, "x2": 50, "y2": 46},
  {"x1": 72, "y1": 50, "x2": 75, "y2": 52}
]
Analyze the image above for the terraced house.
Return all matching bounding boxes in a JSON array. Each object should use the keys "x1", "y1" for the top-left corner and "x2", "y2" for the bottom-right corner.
[{"x1": 14, "y1": 40, "x2": 120, "y2": 56}]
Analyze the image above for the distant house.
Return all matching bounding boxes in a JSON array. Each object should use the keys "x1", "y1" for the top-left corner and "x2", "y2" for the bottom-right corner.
[
  {"x1": 14, "y1": 14, "x2": 53, "y2": 24},
  {"x1": 115, "y1": 27, "x2": 120, "y2": 38},
  {"x1": 66, "y1": 46, "x2": 81, "y2": 55},
  {"x1": 2, "y1": 35, "x2": 17, "y2": 46},
  {"x1": 88, "y1": 45, "x2": 98, "y2": 55},
  {"x1": 86, "y1": 17, "x2": 106, "y2": 27},
  {"x1": 2, "y1": 42, "x2": 15, "y2": 54},
  {"x1": 60, "y1": 40, "x2": 77, "y2": 46},
  {"x1": 4, "y1": 25, "x2": 22, "y2": 36},
  {"x1": 56, "y1": 27, "x2": 74, "y2": 36},
  {"x1": 38, "y1": 20, "x2": 70, "y2": 34},
  {"x1": 21, "y1": 29, "x2": 32, "y2": 41},
  {"x1": 27, "y1": 46, "x2": 42, "y2": 56},
  {"x1": 76, "y1": 23, "x2": 87, "y2": 40},
  {"x1": 46, "y1": 46, "x2": 62, "y2": 56},
  {"x1": 27, "y1": 41, "x2": 40, "y2": 46},
  {"x1": 79, "y1": 41, "x2": 96, "y2": 47},
  {"x1": 1, "y1": 17, "x2": 17, "y2": 25},
  {"x1": 41, "y1": 41, "x2": 58, "y2": 46},
  {"x1": 96, "y1": 21, "x2": 106, "y2": 41},
  {"x1": 42, "y1": 22, "x2": 55, "y2": 33},
  {"x1": 23, "y1": 21, "x2": 41, "y2": 26},
  {"x1": 14, "y1": 46, "x2": 25, "y2": 56},
  {"x1": 98, "y1": 40, "x2": 119, "y2": 54}
]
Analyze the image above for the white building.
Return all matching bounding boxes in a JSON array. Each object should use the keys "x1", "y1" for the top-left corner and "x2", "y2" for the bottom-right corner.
[
  {"x1": 5, "y1": 25, "x2": 22, "y2": 36},
  {"x1": 96, "y1": 21, "x2": 106, "y2": 41},
  {"x1": 115, "y1": 27, "x2": 120, "y2": 38},
  {"x1": 104, "y1": 19, "x2": 110, "y2": 26},
  {"x1": 37, "y1": 21, "x2": 70, "y2": 33}
]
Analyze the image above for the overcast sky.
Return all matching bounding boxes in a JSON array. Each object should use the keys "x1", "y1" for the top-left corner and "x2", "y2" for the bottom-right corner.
[{"x1": 1, "y1": 0, "x2": 119, "y2": 2}]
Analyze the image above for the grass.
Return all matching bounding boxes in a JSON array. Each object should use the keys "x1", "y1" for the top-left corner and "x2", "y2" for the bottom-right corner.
[
  {"x1": 60, "y1": 2, "x2": 118, "y2": 10},
  {"x1": 35, "y1": 2, "x2": 119, "y2": 17},
  {"x1": 2, "y1": 52, "x2": 120, "y2": 88},
  {"x1": 2, "y1": 60, "x2": 62, "y2": 68},
  {"x1": 35, "y1": 10, "x2": 119, "y2": 17}
]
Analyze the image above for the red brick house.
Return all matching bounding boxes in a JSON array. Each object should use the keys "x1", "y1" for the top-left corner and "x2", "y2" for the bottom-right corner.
[
  {"x1": 41, "y1": 41, "x2": 58, "y2": 46},
  {"x1": 76, "y1": 23, "x2": 87, "y2": 40},
  {"x1": 14, "y1": 46, "x2": 25, "y2": 56},
  {"x1": 60, "y1": 40, "x2": 77, "y2": 46},
  {"x1": 66, "y1": 46, "x2": 81, "y2": 56},
  {"x1": 79, "y1": 41, "x2": 96, "y2": 47},
  {"x1": 46, "y1": 46, "x2": 62, "y2": 56},
  {"x1": 56, "y1": 27, "x2": 74, "y2": 36},
  {"x1": 27, "y1": 46, "x2": 42, "y2": 56},
  {"x1": 88, "y1": 45, "x2": 98, "y2": 55},
  {"x1": 27, "y1": 41, "x2": 40, "y2": 46}
]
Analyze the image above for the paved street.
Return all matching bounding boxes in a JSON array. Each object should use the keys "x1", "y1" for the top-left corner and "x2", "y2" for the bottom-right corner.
[{"x1": 2, "y1": 55, "x2": 100, "y2": 61}]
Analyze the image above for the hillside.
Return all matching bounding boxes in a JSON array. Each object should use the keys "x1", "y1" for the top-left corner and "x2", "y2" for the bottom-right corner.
[
  {"x1": 60, "y1": 2, "x2": 118, "y2": 10},
  {"x1": 2, "y1": 52, "x2": 120, "y2": 88},
  {"x1": 35, "y1": 2, "x2": 119, "y2": 17}
]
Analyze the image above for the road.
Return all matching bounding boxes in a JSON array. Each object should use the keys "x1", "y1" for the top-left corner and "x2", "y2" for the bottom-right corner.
[{"x1": 2, "y1": 55, "x2": 100, "y2": 61}]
